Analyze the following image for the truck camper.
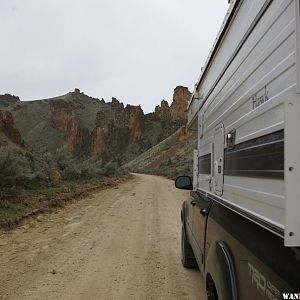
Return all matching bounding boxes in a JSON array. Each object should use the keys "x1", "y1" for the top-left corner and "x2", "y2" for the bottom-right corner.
[{"x1": 176, "y1": 0, "x2": 300, "y2": 299}]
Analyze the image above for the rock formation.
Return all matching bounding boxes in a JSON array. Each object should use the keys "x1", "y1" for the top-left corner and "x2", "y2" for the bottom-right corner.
[
  {"x1": 0, "y1": 110, "x2": 22, "y2": 145},
  {"x1": 90, "y1": 102, "x2": 145, "y2": 162},
  {"x1": 170, "y1": 86, "x2": 191, "y2": 120},
  {"x1": 91, "y1": 111, "x2": 110, "y2": 160},
  {"x1": 0, "y1": 94, "x2": 20, "y2": 108},
  {"x1": 49, "y1": 99, "x2": 89, "y2": 153},
  {"x1": 155, "y1": 100, "x2": 170, "y2": 120},
  {"x1": 125, "y1": 105, "x2": 144, "y2": 142},
  {"x1": 0, "y1": 85, "x2": 191, "y2": 163},
  {"x1": 154, "y1": 86, "x2": 191, "y2": 122}
]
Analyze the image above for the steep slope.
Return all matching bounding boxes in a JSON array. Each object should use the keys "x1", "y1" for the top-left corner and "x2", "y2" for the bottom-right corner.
[
  {"x1": 7, "y1": 90, "x2": 106, "y2": 154},
  {"x1": 0, "y1": 87, "x2": 193, "y2": 227},
  {"x1": 0, "y1": 110, "x2": 23, "y2": 149},
  {"x1": 124, "y1": 126, "x2": 197, "y2": 179},
  {"x1": 0, "y1": 86, "x2": 191, "y2": 164}
]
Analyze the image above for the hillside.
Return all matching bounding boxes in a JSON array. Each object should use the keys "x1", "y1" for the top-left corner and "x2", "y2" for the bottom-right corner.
[
  {"x1": 0, "y1": 85, "x2": 191, "y2": 198},
  {"x1": 0, "y1": 86, "x2": 192, "y2": 227},
  {"x1": 124, "y1": 126, "x2": 197, "y2": 180},
  {"x1": 1, "y1": 86, "x2": 191, "y2": 164}
]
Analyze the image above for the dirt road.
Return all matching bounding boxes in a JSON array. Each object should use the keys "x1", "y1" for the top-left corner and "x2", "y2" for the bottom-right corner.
[{"x1": 0, "y1": 174, "x2": 204, "y2": 300}]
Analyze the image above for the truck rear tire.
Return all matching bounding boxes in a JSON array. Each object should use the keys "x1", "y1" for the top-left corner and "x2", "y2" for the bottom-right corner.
[
  {"x1": 181, "y1": 226, "x2": 198, "y2": 268},
  {"x1": 206, "y1": 273, "x2": 219, "y2": 300}
]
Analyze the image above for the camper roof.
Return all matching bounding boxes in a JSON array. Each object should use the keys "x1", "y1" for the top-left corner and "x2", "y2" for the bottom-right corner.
[{"x1": 187, "y1": 0, "x2": 240, "y2": 111}]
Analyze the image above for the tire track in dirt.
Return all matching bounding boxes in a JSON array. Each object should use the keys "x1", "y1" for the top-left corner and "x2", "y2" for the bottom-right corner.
[{"x1": 0, "y1": 174, "x2": 204, "y2": 300}]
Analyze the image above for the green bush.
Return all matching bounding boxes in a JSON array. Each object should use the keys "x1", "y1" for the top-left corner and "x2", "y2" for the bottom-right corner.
[
  {"x1": 44, "y1": 189, "x2": 54, "y2": 200},
  {"x1": 98, "y1": 162, "x2": 119, "y2": 177},
  {"x1": 0, "y1": 148, "x2": 34, "y2": 190},
  {"x1": 0, "y1": 149, "x2": 19, "y2": 188},
  {"x1": 62, "y1": 164, "x2": 81, "y2": 181},
  {"x1": 68, "y1": 183, "x2": 76, "y2": 193}
]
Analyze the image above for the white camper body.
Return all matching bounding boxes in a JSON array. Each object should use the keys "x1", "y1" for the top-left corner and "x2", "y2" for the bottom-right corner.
[{"x1": 188, "y1": 0, "x2": 300, "y2": 246}]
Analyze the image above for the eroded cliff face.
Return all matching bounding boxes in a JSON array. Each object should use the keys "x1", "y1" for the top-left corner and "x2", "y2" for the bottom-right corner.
[
  {"x1": 125, "y1": 104, "x2": 144, "y2": 143},
  {"x1": 91, "y1": 111, "x2": 109, "y2": 160},
  {"x1": 0, "y1": 110, "x2": 22, "y2": 146},
  {"x1": 170, "y1": 86, "x2": 191, "y2": 121},
  {"x1": 155, "y1": 100, "x2": 170, "y2": 120},
  {"x1": 47, "y1": 86, "x2": 191, "y2": 161},
  {"x1": 64, "y1": 116, "x2": 90, "y2": 154},
  {"x1": 49, "y1": 93, "x2": 90, "y2": 154},
  {"x1": 90, "y1": 101, "x2": 145, "y2": 162},
  {"x1": 49, "y1": 100, "x2": 74, "y2": 132},
  {"x1": 1, "y1": 85, "x2": 191, "y2": 163},
  {"x1": 154, "y1": 86, "x2": 191, "y2": 122}
]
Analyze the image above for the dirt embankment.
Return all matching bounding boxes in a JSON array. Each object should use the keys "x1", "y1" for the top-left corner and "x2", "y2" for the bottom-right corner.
[
  {"x1": 0, "y1": 174, "x2": 204, "y2": 300},
  {"x1": 0, "y1": 175, "x2": 131, "y2": 229}
]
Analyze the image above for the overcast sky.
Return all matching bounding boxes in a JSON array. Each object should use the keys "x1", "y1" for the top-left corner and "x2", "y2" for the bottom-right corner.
[{"x1": 0, "y1": 0, "x2": 229, "y2": 113}]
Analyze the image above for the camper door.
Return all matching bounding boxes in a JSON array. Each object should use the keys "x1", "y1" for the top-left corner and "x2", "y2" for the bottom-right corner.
[{"x1": 212, "y1": 124, "x2": 224, "y2": 196}]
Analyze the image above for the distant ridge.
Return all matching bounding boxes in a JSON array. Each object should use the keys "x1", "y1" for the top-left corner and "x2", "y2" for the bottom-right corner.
[{"x1": 0, "y1": 86, "x2": 191, "y2": 164}]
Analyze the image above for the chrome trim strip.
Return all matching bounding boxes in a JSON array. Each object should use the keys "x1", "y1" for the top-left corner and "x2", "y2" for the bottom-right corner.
[{"x1": 197, "y1": 189, "x2": 284, "y2": 237}]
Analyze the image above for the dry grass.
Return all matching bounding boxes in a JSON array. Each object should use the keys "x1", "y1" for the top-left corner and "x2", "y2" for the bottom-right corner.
[
  {"x1": 125, "y1": 126, "x2": 197, "y2": 180},
  {"x1": 0, "y1": 174, "x2": 132, "y2": 229}
]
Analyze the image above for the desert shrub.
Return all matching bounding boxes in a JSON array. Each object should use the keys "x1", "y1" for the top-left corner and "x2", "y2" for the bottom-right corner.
[
  {"x1": 36, "y1": 149, "x2": 124, "y2": 182},
  {"x1": 98, "y1": 162, "x2": 120, "y2": 177},
  {"x1": 79, "y1": 159, "x2": 97, "y2": 180},
  {"x1": 50, "y1": 169, "x2": 61, "y2": 186},
  {"x1": 14, "y1": 155, "x2": 35, "y2": 186},
  {"x1": 41, "y1": 152, "x2": 56, "y2": 179},
  {"x1": 0, "y1": 149, "x2": 19, "y2": 188},
  {"x1": 54, "y1": 148, "x2": 73, "y2": 171},
  {"x1": 0, "y1": 148, "x2": 34, "y2": 190},
  {"x1": 44, "y1": 189, "x2": 54, "y2": 200},
  {"x1": 39, "y1": 150, "x2": 73, "y2": 185},
  {"x1": 68, "y1": 183, "x2": 76, "y2": 193},
  {"x1": 60, "y1": 155, "x2": 106, "y2": 181},
  {"x1": 61, "y1": 164, "x2": 81, "y2": 180},
  {"x1": 33, "y1": 170, "x2": 49, "y2": 182}
]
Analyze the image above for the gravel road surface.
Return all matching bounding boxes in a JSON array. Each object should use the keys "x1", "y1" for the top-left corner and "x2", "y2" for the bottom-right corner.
[{"x1": 0, "y1": 174, "x2": 204, "y2": 300}]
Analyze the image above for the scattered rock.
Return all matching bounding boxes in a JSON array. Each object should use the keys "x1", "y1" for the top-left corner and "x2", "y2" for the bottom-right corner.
[{"x1": 36, "y1": 216, "x2": 43, "y2": 222}]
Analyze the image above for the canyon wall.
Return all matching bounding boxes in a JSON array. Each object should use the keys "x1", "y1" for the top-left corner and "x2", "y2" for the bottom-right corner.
[{"x1": 0, "y1": 86, "x2": 191, "y2": 163}]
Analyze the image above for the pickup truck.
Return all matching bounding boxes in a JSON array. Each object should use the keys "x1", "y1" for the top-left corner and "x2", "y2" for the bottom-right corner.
[
  {"x1": 176, "y1": 175, "x2": 300, "y2": 299},
  {"x1": 175, "y1": 0, "x2": 300, "y2": 298}
]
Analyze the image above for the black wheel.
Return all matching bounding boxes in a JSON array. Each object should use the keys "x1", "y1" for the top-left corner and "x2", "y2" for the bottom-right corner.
[
  {"x1": 181, "y1": 226, "x2": 198, "y2": 268},
  {"x1": 206, "y1": 273, "x2": 219, "y2": 300}
]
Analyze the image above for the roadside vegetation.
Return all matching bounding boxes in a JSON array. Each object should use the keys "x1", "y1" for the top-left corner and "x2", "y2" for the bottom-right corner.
[{"x1": 0, "y1": 147, "x2": 129, "y2": 228}]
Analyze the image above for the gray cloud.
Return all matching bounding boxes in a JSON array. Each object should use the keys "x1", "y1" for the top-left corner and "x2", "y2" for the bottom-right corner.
[{"x1": 0, "y1": 0, "x2": 228, "y2": 112}]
